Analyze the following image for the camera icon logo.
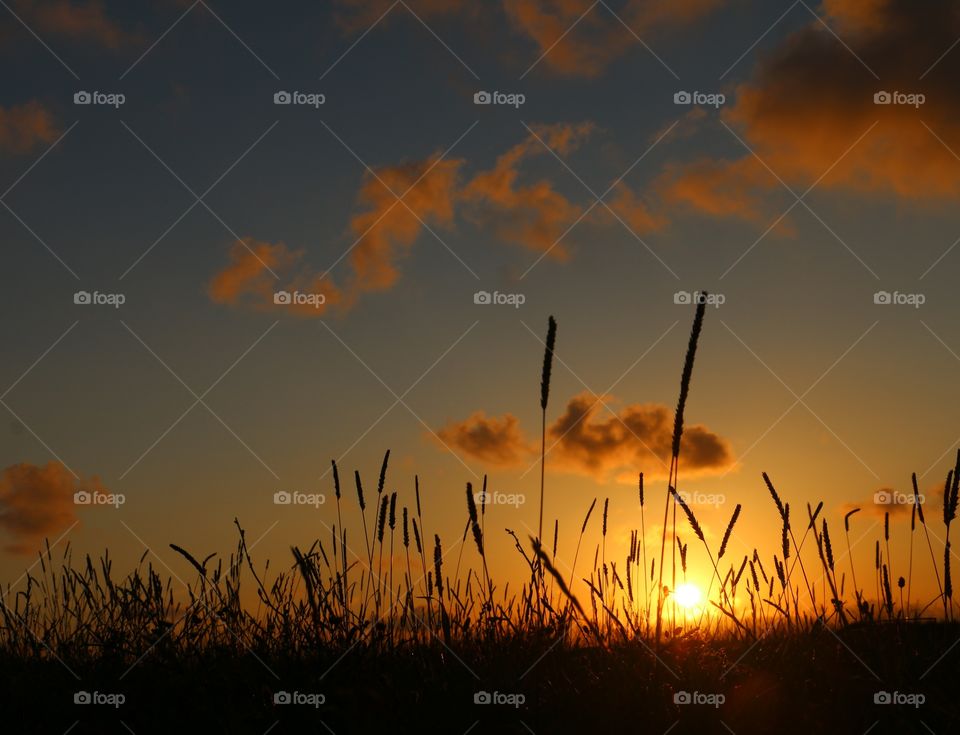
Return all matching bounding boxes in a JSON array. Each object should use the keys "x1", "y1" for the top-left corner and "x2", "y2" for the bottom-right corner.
[
  {"x1": 873, "y1": 490, "x2": 891, "y2": 505},
  {"x1": 474, "y1": 690, "x2": 492, "y2": 704},
  {"x1": 474, "y1": 91, "x2": 492, "y2": 105},
  {"x1": 874, "y1": 290, "x2": 892, "y2": 305},
  {"x1": 874, "y1": 91, "x2": 892, "y2": 105},
  {"x1": 74, "y1": 491, "x2": 92, "y2": 505},
  {"x1": 74, "y1": 290, "x2": 91, "y2": 305},
  {"x1": 74, "y1": 691, "x2": 92, "y2": 704},
  {"x1": 274, "y1": 91, "x2": 292, "y2": 105},
  {"x1": 674, "y1": 91, "x2": 692, "y2": 105},
  {"x1": 874, "y1": 691, "x2": 891, "y2": 704},
  {"x1": 674, "y1": 691, "x2": 692, "y2": 704},
  {"x1": 274, "y1": 491, "x2": 292, "y2": 505},
  {"x1": 74, "y1": 91, "x2": 92, "y2": 105},
  {"x1": 274, "y1": 290, "x2": 292, "y2": 305},
  {"x1": 274, "y1": 691, "x2": 291, "y2": 704},
  {"x1": 474, "y1": 290, "x2": 492, "y2": 305},
  {"x1": 673, "y1": 290, "x2": 692, "y2": 305}
]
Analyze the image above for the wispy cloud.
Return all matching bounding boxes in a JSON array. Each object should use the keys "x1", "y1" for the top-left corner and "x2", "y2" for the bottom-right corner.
[
  {"x1": 208, "y1": 239, "x2": 341, "y2": 317},
  {"x1": 0, "y1": 462, "x2": 108, "y2": 555},
  {"x1": 10, "y1": 0, "x2": 141, "y2": 49},
  {"x1": 0, "y1": 101, "x2": 60, "y2": 155}
]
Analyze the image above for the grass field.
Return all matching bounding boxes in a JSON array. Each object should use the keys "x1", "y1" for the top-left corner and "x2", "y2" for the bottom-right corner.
[{"x1": 2, "y1": 300, "x2": 958, "y2": 734}]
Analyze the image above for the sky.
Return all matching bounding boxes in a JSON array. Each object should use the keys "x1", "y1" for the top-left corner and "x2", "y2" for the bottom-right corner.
[{"x1": 2, "y1": 0, "x2": 960, "y2": 610}]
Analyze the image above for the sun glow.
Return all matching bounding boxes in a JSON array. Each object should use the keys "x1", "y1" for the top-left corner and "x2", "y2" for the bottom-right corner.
[{"x1": 673, "y1": 582, "x2": 703, "y2": 610}]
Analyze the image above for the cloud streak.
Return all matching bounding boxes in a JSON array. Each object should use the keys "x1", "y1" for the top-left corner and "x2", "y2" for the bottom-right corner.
[
  {"x1": 208, "y1": 239, "x2": 342, "y2": 317},
  {"x1": 10, "y1": 0, "x2": 141, "y2": 49},
  {"x1": 504, "y1": 0, "x2": 726, "y2": 77}
]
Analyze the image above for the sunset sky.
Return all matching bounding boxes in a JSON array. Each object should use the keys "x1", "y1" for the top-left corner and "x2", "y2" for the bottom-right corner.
[{"x1": 2, "y1": 0, "x2": 960, "y2": 607}]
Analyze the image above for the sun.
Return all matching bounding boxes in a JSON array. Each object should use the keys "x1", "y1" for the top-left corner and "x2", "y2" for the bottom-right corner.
[{"x1": 673, "y1": 582, "x2": 703, "y2": 610}]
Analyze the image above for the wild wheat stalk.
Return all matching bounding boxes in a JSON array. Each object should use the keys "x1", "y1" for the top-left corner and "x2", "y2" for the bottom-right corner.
[
  {"x1": 943, "y1": 460, "x2": 958, "y2": 619},
  {"x1": 657, "y1": 296, "x2": 707, "y2": 646},
  {"x1": 638, "y1": 473, "x2": 649, "y2": 627},
  {"x1": 843, "y1": 508, "x2": 861, "y2": 613},
  {"x1": 907, "y1": 503, "x2": 915, "y2": 616},
  {"x1": 538, "y1": 315, "x2": 557, "y2": 550},
  {"x1": 913, "y1": 472, "x2": 943, "y2": 607}
]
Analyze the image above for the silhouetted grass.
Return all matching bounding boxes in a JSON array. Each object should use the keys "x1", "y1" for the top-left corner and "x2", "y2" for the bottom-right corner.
[{"x1": 2, "y1": 306, "x2": 959, "y2": 733}]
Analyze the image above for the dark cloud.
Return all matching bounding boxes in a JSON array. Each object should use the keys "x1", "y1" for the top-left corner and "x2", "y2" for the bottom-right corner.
[
  {"x1": 548, "y1": 392, "x2": 734, "y2": 480},
  {"x1": 435, "y1": 392, "x2": 734, "y2": 481},
  {"x1": 664, "y1": 0, "x2": 960, "y2": 219},
  {"x1": 436, "y1": 412, "x2": 534, "y2": 466}
]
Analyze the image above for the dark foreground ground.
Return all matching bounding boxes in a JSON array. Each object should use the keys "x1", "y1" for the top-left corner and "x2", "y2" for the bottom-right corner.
[{"x1": 2, "y1": 623, "x2": 958, "y2": 734}]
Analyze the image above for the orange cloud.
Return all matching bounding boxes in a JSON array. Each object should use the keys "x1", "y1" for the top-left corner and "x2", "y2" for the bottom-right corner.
[
  {"x1": 0, "y1": 462, "x2": 107, "y2": 555},
  {"x1": 657, "y1": 157, "x2": 777, "y2": 224},
  {"x1": 332, "y1": 0, "x2": 469, "y2": 33},
  {"x1": 602, "y1": 183, "x2": 667, "y2": 232},
  {"x1": 12, "y1": 0, "x2": 140, "y2": 48},
  {"x1": 548, "y1": 392, "x2": 734, "y2": 481},
  {"x1": 0, "y1": 101, "x2": 60, "y2": 155},
  {"x1": 348, "y1": 156, "x2": 463, "y2": 292},
  {"x1": 436, "y1": 411, "x2": 535, "y2": 466},
  {"x1": 331, "y1": 0, "x2": 722, "y2": 76},
  {"x1": 461, "y1": 122, "x2": 593, "y2": 257},
  {"x1": 665, "y1": 0, "x2": 960, "y2": 219},
  {"x1": 208, "y1": 239, "x2": 341, "y2": 317},
  {"x1": 504, "y1": 0, "x2": 725, "y2": 77}
]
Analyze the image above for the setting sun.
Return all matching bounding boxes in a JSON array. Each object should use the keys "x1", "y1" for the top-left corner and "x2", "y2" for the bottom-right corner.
[{"x1": 674, "y1": 582, "x2": 703, "y2": 610}]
